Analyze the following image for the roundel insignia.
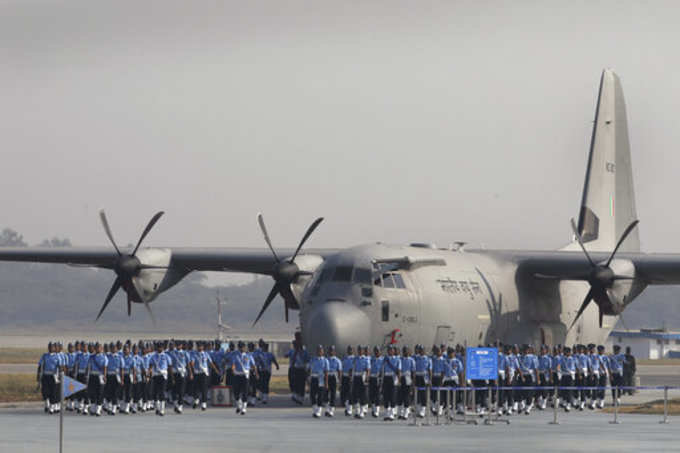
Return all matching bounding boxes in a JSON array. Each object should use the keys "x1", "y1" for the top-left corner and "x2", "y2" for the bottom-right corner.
[{"x1": 68, "y1": 382, "x2": 75, "y2": 394}]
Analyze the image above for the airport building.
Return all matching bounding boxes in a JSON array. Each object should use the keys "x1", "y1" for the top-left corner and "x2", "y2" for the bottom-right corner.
[{"x1": 608, "y1": 329, "x2": 680, "y2": 359}]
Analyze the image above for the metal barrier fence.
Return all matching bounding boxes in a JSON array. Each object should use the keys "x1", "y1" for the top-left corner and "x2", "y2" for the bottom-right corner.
[{"x1": 406, "y1": 385, "x2": 677, "y2": 426}]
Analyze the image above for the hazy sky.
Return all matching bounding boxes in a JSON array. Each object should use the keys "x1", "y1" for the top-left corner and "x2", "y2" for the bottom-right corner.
[{"x1": 3, "y1": 1, "x2": 680, "y2": 258}]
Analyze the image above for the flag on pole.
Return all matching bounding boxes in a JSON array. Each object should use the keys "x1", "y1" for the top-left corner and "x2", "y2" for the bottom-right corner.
[{"x1": 62, "y1": 375, "x2": 87, "y2": 398}]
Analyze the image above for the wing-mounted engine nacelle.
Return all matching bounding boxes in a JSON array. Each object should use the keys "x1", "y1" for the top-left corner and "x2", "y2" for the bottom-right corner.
[
  {"x1": 130, "y1": 248, "x2": 179, "y2": 303},
  {"x1": 285, "y1": 254, "x2": 324, "y2": 309},
  {"x1": 603, "y1": 258, "x2": 646, "y2": 315}
]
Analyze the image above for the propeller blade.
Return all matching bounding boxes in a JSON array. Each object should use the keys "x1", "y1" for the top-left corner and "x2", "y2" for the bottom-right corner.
[
  {"x1": 605, "y1": 220, "x2": 640, "y2": 267},
  {"x1": 257, "y1": 213, "x2": 280, "y2": 263},
  {"x1": 132, "y1": 211, "x2": 165, "y2": 256},
  {"x1": 99, "y1": 210, "x2": 121, "y2": 256},
  {"x1": 252, "y1": 283, "x2": 280, "y2": 327},
  {"x1": 96, "y1": 277, "x2": 122, "y2": 322},
  {"x1": 143, "y1": 300, "x2": 156, "y2": 326},
  {"x1": 570, "y1": 218, "x2": 595, "y2": 267},
  {"x1": 599, "y1": 308, "x2": 604, "y2": 328},
  {"x1": 290, "y1": 217, "x2": 324, "y2": 263},
  {"x1": 127, "y1": 296, "x2": 132, "y2": 317},
  {"x1": 138, "y1": 264, "x2": 170, "y2": 270},
  {"x1": 568, "y1": 287, "x2": 594, "y2": 331},
  {"x1": 285, "y1": 303, "x2": 289, "y2": 323}
]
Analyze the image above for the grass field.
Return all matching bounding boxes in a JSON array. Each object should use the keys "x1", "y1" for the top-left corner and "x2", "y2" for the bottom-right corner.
[
  {"x1": 0, "y1": 374, "x2": 41, "y2": 403},
  {"x1": 603, "y1": 398, "x2": 680, "y2": 415},
  {"x1": 0, "y1": 373, "x2": 290, "y2": 403},
  {"x1": 0, "y1": 348, "x2": 44, "y2": 364}
]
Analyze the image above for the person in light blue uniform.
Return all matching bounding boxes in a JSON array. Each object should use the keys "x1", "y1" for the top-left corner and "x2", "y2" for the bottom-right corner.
[
  {"x1": 121, "y1": 344, "x2": 135, "y2": 414},
  {"x1": 190, "y1": 341, "x2": 219, "y2": 411},
  {"x1": 504, "y1": 345, "x2": 520, "y2": 414},
  {"x1": 351, "y1": 345, "x2": 371, "y2": 419},
  {"x1": 609, "y1": 344, "x2": 626, "y2": 404},
  {"x1": 559, "y1": 346, "x2": 576, "y2": 411},
  {"x1": 445, "y1": 347, "x2": 464, "y2": 415},
  {"x1": 381, "y1": 345, "x2": 401, "y2": 421},
  {"x1": 325, "y1": 345, "x2": 341, "y2": 416},
  {"x1": 586, "y1": 344, "x2": 600, "y2": 409},
  {"x1": 496, "y1": 345, "x2": 507, "y2": 415},
  {"x1": 341, "y1": 346, "x2": 355, "y2": 416},
  {"x1": 536, "y1": 345, "x2": 552, "y2": 410},
  {"x1": 75, "y1": 343, "x2": 91, "y2": 414},
  {"x1": 596, "y1": 345, "x2": 610, "y2": 408},
  {"x1": 87, "y1": 343, "x2": 108, "y2": 416},
  {"x1": 308, "y1": 345, "x2": 329, "y2": 418},
  {"x1": 38, "y1": 342, "x2": 60, "y2": 414},
  {"x1": 369, "y1": 346, "x2": 384, "y2": 417},
  {"x1": 414, "y1": 344, "x2": 432, "y2": 418},
  {"x1": 574, "y1": 344, "x2": 590, "y2": 410},
  {"x1": 398, "y1": 346, "x2": 415, "y2": 420},
  {"x1": 519, "y1": 344, "x2": 539, "y2": 414},
  {"x1": 170, "y1": 341, "x2": 190, "y2": 413},
  {"x1": 149, "y1": 342, "x2": 172, "y2": 416},
  {"x1": 131, "y1": 344, "x2": 144, "y2": 413},
  {"x1": 232, "y1": 341, "x2": 258, "y2": 415},
  {"x1": 104, "y1": 342, "x2": 125, "y2": 415},
  {"x1": 430, "y1": 345, "x2": 447, "y2": 416}
]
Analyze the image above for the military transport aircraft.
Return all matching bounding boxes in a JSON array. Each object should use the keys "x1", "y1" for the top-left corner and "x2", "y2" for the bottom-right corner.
[{"x1": 0, "y1": 69, "x2": 676, "y2": 351}]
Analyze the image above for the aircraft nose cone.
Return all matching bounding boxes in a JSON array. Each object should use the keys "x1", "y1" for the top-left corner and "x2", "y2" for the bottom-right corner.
[{"x1": 304, "y1": 302, "x2": 371, "y2": 352}]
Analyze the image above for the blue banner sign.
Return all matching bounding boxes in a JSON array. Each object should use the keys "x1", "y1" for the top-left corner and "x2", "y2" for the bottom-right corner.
[{"x1": 465, "y1": 347, "x2": 498, "y2": 380}]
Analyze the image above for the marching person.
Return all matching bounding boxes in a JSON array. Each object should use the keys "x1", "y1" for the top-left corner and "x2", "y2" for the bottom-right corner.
[
  {"x1": 131, "y1": 344, "x2": 144, "y2": 413},
  {"x1": 609, "y1": 345, "x2": 626, "y2": 405},
  {"x1": 288, "y1": 339, "x2": 310, "y2": 405},
  {"x1": 414, "y1": 344, "x2": 432, "y2": 418},
  {"x1": 445, "y1": 347, "x2": 463, "y2": 416},
  {"x1": 351, "y1": 345, "x2": 371, "y2": 419},
  {"x1": 87, "y1": 342, "x2": 108, "y2": 416},
  {"x1": 75, "y1": 342, "x2": 92, "y2": 414},
  {"x1": 325, "y1": 345, "x2": 341, "y2": 416},
  {"x1": 369, "y1": 346, "x2": 384, "y2": 418},
  {"x1": 430, "y1": 345, "x2": 447, "y2": 416},
  {"x1": 381, "y1": 345, "x2": 401, "y2": 421},
  {"x1": 398, "y1": 346, "x2": 415, "y2": 420},
  {"x1": 37, "y1": 342, "x2": 59, "y2": 414},
  {"x1": 586, "y1": 344, "x2": 600, "y2": 410},
  {"x1": 190, "y1": 341, "x2": 219, "y2": 411},
  {"x1": 505, "y1": 345, "x2": 520, "y2": 415},
  {"x1": 520, "y1": 344, "x2": 539, "y2": 414},
  {"x1": 232, "y1": 341, "x2": 258, "y2": 415},
  {"x1": 122, "y1": 344, "x2": 135, "y2": 414},
  {"x1": 575, "y1": 344, "x2": 589, "y2": 410},
  {"x1": 341, "y1": 345, "x2": 355, "y2": 416},
  {"x1": 170, "y1": 341, "x2": 190, "y2": 413},
  {"x1": 149, "y1": 341, "x2": 173, "y2": 416},
  {"x1": 308, "y1": 345, "x2": 329, "y2": 418},
  {"x1": 247, "y1": 342, "x2": 259, "y2": 406},
  {"x1": 596, "y1": 345, "x2": 610, "y2": 408},
  {"x1": 537, "y1": 345, "x2": 552, "y2": 411},
  {"x1": 259, "y1": 342, "x2": 279, "y2": 405},
  {"x1": 104, "y1": 342, "x2": 124, "y2": 415},
  {"x1": 559, "y1": 346, "x2": 576, "y2": 411}
]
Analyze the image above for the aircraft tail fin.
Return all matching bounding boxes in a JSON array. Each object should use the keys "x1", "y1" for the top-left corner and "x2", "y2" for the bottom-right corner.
[{"x1": 572, "y1": 69, "x2": 640, "y2": 253}]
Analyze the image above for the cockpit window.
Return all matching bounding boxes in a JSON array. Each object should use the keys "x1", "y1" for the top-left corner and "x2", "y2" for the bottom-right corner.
[
  {"x1": 381, "y1": 273, "x2": 395, "y2": 288},
  {"x1": 332, "y1": 266, "x2": 353, "y2": 282},
  {"x1": 353, "y1": 268, "x2": 372, "y2": 285},
  {"x1": 393, "y1": 273, "x2": 406, "y2": 289},
  {"x1": 374, "y1": 272, "x2": 406, "y2": 290}
]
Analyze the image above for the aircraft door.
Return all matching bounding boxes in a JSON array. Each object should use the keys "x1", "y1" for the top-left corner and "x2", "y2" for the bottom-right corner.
[
  {"x1": 374, "y1": 269, "x2": 418, "y2": 346},
  {"x1": 434, "y1": 325, "x2": 452, "y2": 347}
]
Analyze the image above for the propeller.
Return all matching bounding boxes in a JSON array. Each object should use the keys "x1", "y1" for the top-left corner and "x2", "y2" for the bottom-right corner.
[
  {"x1": 252, "y1": 213, "x2": 323, "y2": 326},
  {"x1": 568, "y1": 218, "x2": 639, "y2": 330},
  {"x1": 95, "y1": 210, "x2": 166, "y2": 323}
]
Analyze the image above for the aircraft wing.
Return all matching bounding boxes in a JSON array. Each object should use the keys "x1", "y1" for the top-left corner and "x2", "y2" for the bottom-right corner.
[
  {"x1": 0, "y1": 246, "x2": 338, "y2": 276},
  {"x1": 490, "y1": 249, "x2": 680, "y2": 285}
]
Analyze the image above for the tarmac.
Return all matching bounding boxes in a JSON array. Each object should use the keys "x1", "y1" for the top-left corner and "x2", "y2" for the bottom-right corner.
[{"x1": 1, "y1": 395, "x2": 678, "y2": 453}]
